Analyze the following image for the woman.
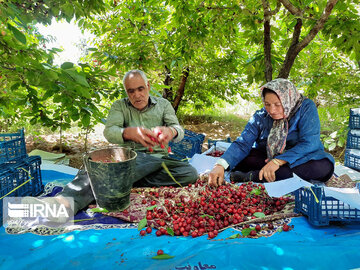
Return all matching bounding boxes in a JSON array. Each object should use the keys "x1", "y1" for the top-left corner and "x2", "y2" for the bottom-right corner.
[{"x1": 208, "y1": 78, "x2": 334, "y2": 187}]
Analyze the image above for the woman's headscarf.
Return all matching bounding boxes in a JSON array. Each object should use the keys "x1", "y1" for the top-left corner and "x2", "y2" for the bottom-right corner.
[{"x1": 260, "y1": 78, "x2": 305, "y2": 161}]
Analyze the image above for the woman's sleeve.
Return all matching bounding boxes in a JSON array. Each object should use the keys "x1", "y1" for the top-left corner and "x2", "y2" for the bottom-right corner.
[
  {"x1": 221, "y1": 111, "x2": 262, "y2": 170},
  {"x1": 276, "y1": 99, "x2": 322, "y2": 166}
]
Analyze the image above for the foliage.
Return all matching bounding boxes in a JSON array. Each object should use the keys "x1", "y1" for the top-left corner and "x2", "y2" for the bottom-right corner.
[
  {"x1": 0, "y1": 0, "x2": 359, "y2": 148},
  {"x1": 318, "y1": 105, "x2": 350, "y2": 160},
  {"x1": 0, "y1": 0, "x2": 116, "y2": 139},
  {"x1": 80, "y1": 0, "x2": 359, "y2": 111}
]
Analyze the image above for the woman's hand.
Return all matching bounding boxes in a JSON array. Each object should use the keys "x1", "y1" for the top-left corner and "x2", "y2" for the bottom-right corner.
[
  {"x1": 259, "y1": 159, "x2": 286, "y2": 182},
  {"x1": 208, "y1": 165, "x2": 225, "y2": 187}
]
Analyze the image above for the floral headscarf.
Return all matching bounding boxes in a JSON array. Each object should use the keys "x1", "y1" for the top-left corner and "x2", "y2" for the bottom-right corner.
[{"x1": 260, "y1": 78, "x2": 305, "y2": 160}]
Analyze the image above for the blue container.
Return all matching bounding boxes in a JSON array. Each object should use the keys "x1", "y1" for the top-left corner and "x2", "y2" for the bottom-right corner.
[
  {"x1": 208, "y1": 137, "x2": 232, "y2": 149},
  {"x1": 294, "y1": 185, "x2": 360, "y2": 226},
  {"x1": 344, "y1": 149, "x2": 360, "y2": 172},
  {"x1": 169, "y1": 129, "x2": 205, "y2": 160},
  {"x1": 0, "y1": 129, "x2": 28, "y2": 164},
  {"x1": 347, "y1": 129, "x2": 360, "y2": 150},
  {"x1": 0, "y1": 156, "x2": 44, "y2": 225},
  {"x1": 349, "y1": 108, "x2": 360, "y2": 129}
]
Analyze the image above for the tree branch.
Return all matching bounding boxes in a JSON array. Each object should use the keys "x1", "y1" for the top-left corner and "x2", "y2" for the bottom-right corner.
[
  {"x1": 296, "y1": 0, "x2": 339, "y2": 52},
  {"x1": 277, "y1": 0, "x2": 339, "y2": 78},
  {"x1": 278, "y1": 0, "x2": 302, "y2": 16}
]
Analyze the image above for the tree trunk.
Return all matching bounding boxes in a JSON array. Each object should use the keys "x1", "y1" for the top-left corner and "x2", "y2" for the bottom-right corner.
[
  {"x1": 172, "y1": 67, "x2": 189, "y2": 112},
  {"x1": 263, "y1": 17, "x2": 272, "y2": 82},
  {"x1": 162, "y1": 65, "x2": 174, "y2": 100},
  {"x1": 277, "y1": 0, "x2": 339, "y2": 78},
  {"x1": 263, "y1": 0, "x2": 273, "y2": 82},
  {"x1": 278, "y1": 18, "x2": 302, "y2": 78}
]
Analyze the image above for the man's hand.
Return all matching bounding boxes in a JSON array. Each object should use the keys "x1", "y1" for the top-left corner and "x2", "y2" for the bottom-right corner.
[
  {"x1": 208, "y1": 165, "x2": 225, "y2": 187},
  {"x1": 259, "y1": 159, "x2": 286, "y2": 182},
  {"x1": 122, "y1": 127, "x2": 158, "y2": 147},
  {"x1": 153, "y1": 126, "x2": 176, "y2": 146}
]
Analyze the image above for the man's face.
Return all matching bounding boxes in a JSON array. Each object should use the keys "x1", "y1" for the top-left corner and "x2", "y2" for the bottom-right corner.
[{"x1": 124, "y1": 74, "x2": 150, "y2": 111}]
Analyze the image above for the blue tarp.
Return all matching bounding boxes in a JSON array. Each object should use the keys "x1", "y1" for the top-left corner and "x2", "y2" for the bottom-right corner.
[
  {"x1": 1, "y1": 166, "x2": 360, "y2": 270},
  {"x1": 1, "y1": 218, "x2": 360, "y2": 270}
]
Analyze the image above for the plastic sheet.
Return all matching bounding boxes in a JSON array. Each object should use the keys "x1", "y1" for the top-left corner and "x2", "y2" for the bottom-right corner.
[
  {"x1": 1, "y1": 217, "x2": 360, "y2": 269},
  {"x1": 2, "y1": 164, "x2": 360, "y2": 269}
]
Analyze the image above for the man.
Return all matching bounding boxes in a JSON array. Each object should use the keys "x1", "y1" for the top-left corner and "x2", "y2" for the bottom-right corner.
[
  {"x1": 103, "y1": 69, "x2": 198, "y2": 187},
  {"x1": 25, "y1": 70, "x2": 198, "y2": 219}
]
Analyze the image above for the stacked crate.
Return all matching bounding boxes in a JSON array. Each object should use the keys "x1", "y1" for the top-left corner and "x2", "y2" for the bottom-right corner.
[
  {"x1": 0, "y1": 129, "x2": 44, "y2": 225},
  {"x1": 169, "y1": 129, "x2": 205, "y2": 160},
  {"x1": 344, "y1": 108, "x2": 360, "y2": 172}
]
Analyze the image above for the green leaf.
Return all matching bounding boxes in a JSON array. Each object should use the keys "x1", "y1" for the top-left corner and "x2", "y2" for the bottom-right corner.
[
  {"x1": 253, "y1": 212, "x2": 266, "y2": 218},
  {"x1": 11, "y1": 82, "x2": 21, "y2": 91},
  {"x1": 241, "y1": 228, "x2": 253, "y2": 236},
  {"x1": 90, "y1": 207, "x2": 109, "y2": 213},
  {"x1": 227, "y1": 233, "x2": 240, "y2": 239},
  {"x1": 329, "y1": 142, "x2": 336, "y2": 151},
  {"x1": 61, "y1": 62, "x2": 74, "y2": 69},
  {"x1": 138, "y1": 218, "x2": 147, "y2": 231},
  {"x1": 250, "y1": 188, "x2": 261, "y2": 195},
  {"x1": 81, "y1": 112, "x2": 90, "y2": 127},
  {"x1": 200, "y1": 214, "x2": 214, "y2": 219},
  {"x1": 167, "y1": 227, "x2": 174, "y2": 236},
  {"x1": 151, "y1": 254, "x2": 175, "y2": 260},
  {"x1": 63, "y1": 69, "x2": 90, "y2": 89},
  {"x1": 330, "y1": 131, "x2": 337, "y2": 139},
  {"x1": 146, "y1": 205, "x2": 157, "y2": 211},
  {"x1": 8, "y1": 23, "x2": 26, "y2": 44}
]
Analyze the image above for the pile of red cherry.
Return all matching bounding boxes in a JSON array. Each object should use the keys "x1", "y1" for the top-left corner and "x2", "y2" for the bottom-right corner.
[
  {"x1": 206, "y1": 150, "x2": 225, "y2": 157},
  {"x1": 138, "y1": 178, "x2": 293, "y2": 239}
]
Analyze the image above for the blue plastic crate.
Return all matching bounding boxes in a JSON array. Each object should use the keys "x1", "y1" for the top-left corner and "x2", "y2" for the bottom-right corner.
[
  {"x1": 169, "y1": 129, "x2": 205, "y2": 160},
  {"x1": 208, "y1": 137, "x2": 232, "y2": 149},
  {"x1": 294, "y1": 185, "x2": 360, "y2": 226},
  {"x1": 347, "y1": 129, "x2": 360, "y2": 150},
  {"x1": 344, "y1": 149, "x2": 360, "y2": 172},
  {"x1": 349, "y1": 108, "x2": 360, "y2": 129},
  {"x1": 0, "y1": 155, "x2": 43, "y2": 225},
  {"x1": 0, "y1": 129, "x2": 27, "y2": 164}
]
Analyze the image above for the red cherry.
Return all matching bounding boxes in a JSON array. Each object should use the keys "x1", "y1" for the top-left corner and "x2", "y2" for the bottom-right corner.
[
  {"x1": 157, "y1": 249, "x2": 164, "y2": 255},
  {"x1": 255, "y1": 224, "x2": 261, "y2": 231},
  {"x1": 146, "y1": 227, "x2": 152, "y2": 234},
  {"x1": 140, "y1": 230, "x2": 146, "y2": 236},
  {"x1": 250, "y1": 230, "x2": 257, "y2": 236},
  {"x1": 282, "y1": 224, "x2": 290, "y2": 231}
]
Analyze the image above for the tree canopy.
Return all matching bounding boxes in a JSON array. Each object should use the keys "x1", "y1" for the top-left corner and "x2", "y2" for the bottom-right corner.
[{"x1": 0, "y1": 0, "x2": 359, "y2": 133}]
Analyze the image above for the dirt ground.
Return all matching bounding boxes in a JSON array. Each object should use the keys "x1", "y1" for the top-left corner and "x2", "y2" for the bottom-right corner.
[
  {"x1": 25, "y1": 119, "x2": 243, "y2": 169},
  {"x1": 25, "y1": 116, "x2": 343, "y2": 169}
]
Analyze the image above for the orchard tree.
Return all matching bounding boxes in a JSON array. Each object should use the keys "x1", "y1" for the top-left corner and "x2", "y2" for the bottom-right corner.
[
  {"x1": 83, "y1": 0, "x2": 359, "y2": 111},
  {"x1": 0, "y1": 0, "x2": 118, "y2": 149}
]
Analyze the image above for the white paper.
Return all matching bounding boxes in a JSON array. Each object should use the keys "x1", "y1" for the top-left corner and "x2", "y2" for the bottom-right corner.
[
  {"x1": 263, "y1": 175, "x2": 314, "y2": 197},
  {"x1": 189, "y1": 153, "x2": 219, "y2": 174},
  {"x1": 323, "y1": 186, "x2": 360, "y2": 210}
]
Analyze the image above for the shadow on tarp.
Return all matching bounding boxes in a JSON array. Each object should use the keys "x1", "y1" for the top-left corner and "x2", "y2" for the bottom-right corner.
[{"x1": 1, "y1": 217, "x2": 360, "y2": 270}]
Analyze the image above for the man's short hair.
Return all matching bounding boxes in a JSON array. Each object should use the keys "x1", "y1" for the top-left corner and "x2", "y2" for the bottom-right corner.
[{"x1": 122, "y1": 70, "x2": 148, "y2": 90}]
